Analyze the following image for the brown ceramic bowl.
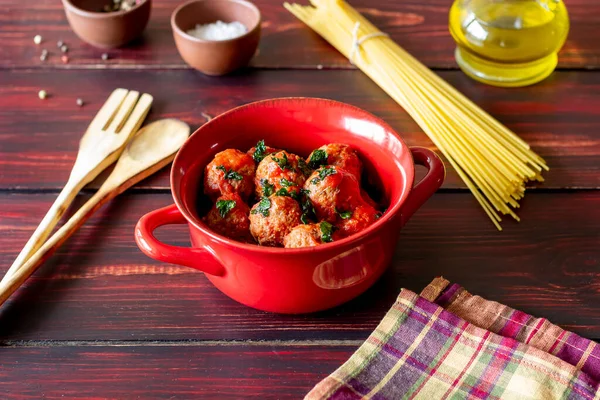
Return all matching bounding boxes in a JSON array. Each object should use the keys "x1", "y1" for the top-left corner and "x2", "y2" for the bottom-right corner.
[
  {"x1": 62, "y1": 0, "x2": 151, "y2": 48},
  {"x1": 171, "y1": 0, "x2": 261, "y2": 76}
]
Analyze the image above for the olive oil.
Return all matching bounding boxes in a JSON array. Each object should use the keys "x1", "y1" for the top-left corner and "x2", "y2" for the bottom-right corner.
[{"x1": 449, "y1": 0, "x2": 569, "y2": 87}]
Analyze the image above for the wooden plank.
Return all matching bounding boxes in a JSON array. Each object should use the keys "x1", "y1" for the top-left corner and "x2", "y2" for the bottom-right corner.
[
  {"x1": 0, "y1": 69, "x2": 599, "y2": 191},
  {"x1": 1, "y1": 191, "x2": 598, "y2": 341},
  {"x1": 1, "y1": 0, "x2": 598, "y2": 70},
  {"x1": 0, "y1": 343, "x2": 352, "y2": 399}
]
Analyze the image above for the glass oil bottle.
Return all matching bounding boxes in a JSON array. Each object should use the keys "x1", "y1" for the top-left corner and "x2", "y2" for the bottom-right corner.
[{"x1": 449, "y1": 0, "x2": 569, "y2": 87}]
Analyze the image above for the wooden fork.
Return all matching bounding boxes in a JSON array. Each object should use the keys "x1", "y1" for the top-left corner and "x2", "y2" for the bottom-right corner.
[
  {"x1": 1, "y1": 88, "x2": 153, "y2": 283},
  {"x1": 0, "y1": 119, "x2": 190, "y2": 307}
]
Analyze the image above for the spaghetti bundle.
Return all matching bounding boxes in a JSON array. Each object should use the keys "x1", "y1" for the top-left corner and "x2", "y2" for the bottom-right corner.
[{"x1": 284, "y1": 0, "x2": 548, "y2": 230}]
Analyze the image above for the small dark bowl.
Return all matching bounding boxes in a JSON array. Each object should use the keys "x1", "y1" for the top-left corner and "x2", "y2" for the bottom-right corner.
[
  {"x1": 62, "y1": 0, "x2": 151, "y2": 48},
  {"x1": 171, "y1": 0, "x2": 261, "y2": 76}
]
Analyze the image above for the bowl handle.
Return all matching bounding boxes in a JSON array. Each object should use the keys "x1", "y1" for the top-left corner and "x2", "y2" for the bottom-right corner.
[
  {"x1": 399, "y1": 147, "x2": 445, "y2": 227},
  {"x1": 135, "y1": 204, "x2": 225, "y2": 277}
]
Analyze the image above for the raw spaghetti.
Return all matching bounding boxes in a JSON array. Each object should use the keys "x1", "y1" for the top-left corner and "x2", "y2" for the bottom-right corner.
[{"x1": 284, "y1": 0, "x2": 548, "y2": 230}]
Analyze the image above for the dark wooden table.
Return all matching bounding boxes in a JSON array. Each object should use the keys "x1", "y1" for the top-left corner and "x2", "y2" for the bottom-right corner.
[{"x1": 1, "y1": 0, "x2": 599, "y2": 398}]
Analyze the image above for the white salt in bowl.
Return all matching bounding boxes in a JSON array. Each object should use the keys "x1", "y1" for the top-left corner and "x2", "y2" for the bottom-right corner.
[{"x1": 171, "y1": 0, "x2": 261, "y2": 76}]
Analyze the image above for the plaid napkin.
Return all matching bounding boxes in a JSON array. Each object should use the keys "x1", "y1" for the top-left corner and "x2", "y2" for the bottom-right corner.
[
  {"x1": 306, "y1": 278, "x2": 600, "y2": 400},
  {"x1": 422, "y1": 277, "x2": 600, "y2": 383}
]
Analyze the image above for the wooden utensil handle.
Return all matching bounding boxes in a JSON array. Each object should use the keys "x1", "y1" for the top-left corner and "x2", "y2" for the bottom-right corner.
[
  {"x1": 1, "y1": 176, "x2": 85, "y2": 284},
  {"x1": 0, "y1": 188, "x2": 114, "y2": 306}
]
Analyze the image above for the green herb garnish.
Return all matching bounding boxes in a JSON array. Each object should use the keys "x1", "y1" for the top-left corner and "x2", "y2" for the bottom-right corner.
[
  {"x1": 310, "y1": 166, "x2": 337, "y2": 184},
  {"x1": 280, "y1": 178, "x2": 297, "y2": 188},
  {"x1": 297, "y1": 158, "x2": 312, "y2": 176},
  {"x1": 320, "y1": 221, "x2": 335, "y2": 243},
  {"x1": 337, "y1": 209, "x2": 353, "y2": 219},
  {"x1": 260, "y1": 178, "x2": 274, "y2": 197},
  {"x1": 251, "y1": 197, "x2": 271, "y2": 217},
  {"x1": 308, "y1": 149, "x2": 328, "y2": 169},
  {"x1": 274, "y1": 187, "x2": 300, "y2": 200},
  {"x1": 216, "y1": 165, "x2": 243, "y2": 181},
  {"x1": 300, "y1": 213, "x2": 310, "y2": 225},
  {"x1": 252, "y1": 140, "x2": 268, "y2": 162},
  {"x1": 275, "y1": 187, "x2": 290, "y2": 197},
  {"x1": 216, "y1": 199, "x2": 236, "y2": 218},
  {"x1": 299, "y1": 189, "x2": 316, "y2": 224},
  {"x1": 271, "y1": 153, "x2": 294, "y2": 171},
  {"x1": 225, "y1": 170, "x2": 243, "y2": 180}
]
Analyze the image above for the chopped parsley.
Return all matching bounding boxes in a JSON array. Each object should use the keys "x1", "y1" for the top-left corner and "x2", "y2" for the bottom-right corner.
[
  {"x1": 275, "y1": 187, "x2": 290, "y2": 197},
  {"x1": 260, "y1": 178, "x2": 274, "y2": 197},
  {"x1": 320, "y1": 221, "x2": 335, "y2": 243},
  {"x1": 308, "y1": 149, "x2": 328, "y2": 169},
  {"x1": 300, "y1": 213, "x2": 310, "y2": 225},
  {"x1": 310, "y1": 166, "x2": 337, "y2": 184},
  {"x1": 216, "y1": 199, "x2": 236, "y2": 218},
  {"x1": 299, "y1": 189, "x2": 316, "y2": 224},
  {"x1": 251, "y1": 197, "x2": 271, "y2": 217},
  {"x1": 297, "y1": 158, "x2": 312, "y2": 176},
  {"x1": 337, "y1": 209, "x2": 353, "y2": 219},
  {"x1": 271, "y1": 152, "x2": 294, "y2": 171},
  {"x1": 216, "y1": 165, "x2": 243, "y2": 181},
  {"x1": 275, "y1": 187, "x2": 300, "y2": 200},
  {"x1": 252, "y1": 140, "x2": 268, "y2": 162},
  {"x1": 280, "y1": 178, "x2": 297, "y2": 188}
]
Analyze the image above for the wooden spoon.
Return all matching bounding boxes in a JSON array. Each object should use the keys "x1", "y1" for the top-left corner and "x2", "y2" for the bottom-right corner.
[
  {"x1": 2, "y1": 89, "x2": 153, "y2": 284},
  {"x1": 0, "y1": 119, "x2": 190, "y2": 307}
]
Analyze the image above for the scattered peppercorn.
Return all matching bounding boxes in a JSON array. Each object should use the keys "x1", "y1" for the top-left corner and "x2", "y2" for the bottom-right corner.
[
  {"x1": 38, "y1": 90, "x2": 47, "y2": 100},
  {"x1": 61, "y1": 55, "x2": 69, "y2": 64},
  {"x1": 76, "y1": 98, "x2": 84, "y2": 107},
  {"x1": 60, "y1": 45, "x2": 68, "y2": 53},
  {"x1": 34, "y1": 35, "x2": 42, "y2": 45},
  {"x1": 101, "y1": 0, "x2": 138, "y2": 12},
  {"x1": 57, "y1": 40, "x2": 64, "y2": 48},
  {"x1": 101, "y1": 53, "x2": 109, "y2": 61}
]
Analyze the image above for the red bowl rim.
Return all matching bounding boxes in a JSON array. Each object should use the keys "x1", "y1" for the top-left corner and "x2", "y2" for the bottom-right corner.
[{"x1": 171, "y1": 97, "x2": 415, "y2": 254}]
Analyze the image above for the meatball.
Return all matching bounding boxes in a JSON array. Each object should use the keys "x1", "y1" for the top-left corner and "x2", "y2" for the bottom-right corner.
[
  {"x1": 304, "y1": 166, "x2": 363, "y2": 223},
  {"x1": 204, "y1": 149, "x2": 256, "y2": 201},
  {"x1": 254, "y1": 150, "x2": 307, "y2": 198},
  {"x1": 249, "y1": 196, "x2": 302, "y2": 246},
  {"x1": 336, "y1": 203, "x2": 380, "y2": 238},
  {"x1": 284, "y1": 224, "x2": 322, "y2": 248},
  {"x1": 307, "y1": 143, "x2": 362, "y2": 181},
  {"x1": 247, "y1": 140, "x2": 278, "y2": 163},
  {"x1": 283, "y1": 221, "x2": 338, "y2": 248},
  {"x1": 204, "y1": 193, "x2": 252, "y2": 242}
]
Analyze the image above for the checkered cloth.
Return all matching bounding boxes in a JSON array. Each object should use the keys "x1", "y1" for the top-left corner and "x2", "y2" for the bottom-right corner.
[
  {"x1": 306, "y1": 278, "x2": 600, "y2": 399},
  {"x1": 422, "y1": 277, "x2": 600, "y2": 383}
]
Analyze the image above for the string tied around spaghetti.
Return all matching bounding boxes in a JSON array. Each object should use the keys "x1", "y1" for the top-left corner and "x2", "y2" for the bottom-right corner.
[{"x1": 349, "y1": 22, "x2": 389, "y2": 65}]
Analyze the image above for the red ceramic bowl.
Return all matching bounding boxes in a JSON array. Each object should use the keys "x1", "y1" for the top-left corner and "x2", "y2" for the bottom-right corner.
[{"x1": 135, "y1": 98, "x2": 444, "y2": 314}]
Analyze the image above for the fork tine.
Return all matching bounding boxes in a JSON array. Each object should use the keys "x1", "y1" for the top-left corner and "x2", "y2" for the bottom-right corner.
[
  {"x1": 118, "y1": 93, "x2": 154, "y2": 139},
  {"x1": 105, "y1": 90, "x2": 140, "y2": 133},
  {"x1": 89, "y1": 88, "x2": 129, "y2": 130}
]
